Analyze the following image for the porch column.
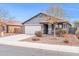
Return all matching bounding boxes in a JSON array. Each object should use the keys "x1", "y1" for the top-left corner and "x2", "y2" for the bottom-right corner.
[
  {"x1": 41, "y1": 24, "x2": 44, "y2": 34},
  {"x1": 48, "y1": 24, "x2": 52, "y2": 34},
  {"x1": 66, "y1": 24, "x2": 69, "y2": 33},
  {"x1": 53, "y1": 24, "x2": 56, "y2": 37}
]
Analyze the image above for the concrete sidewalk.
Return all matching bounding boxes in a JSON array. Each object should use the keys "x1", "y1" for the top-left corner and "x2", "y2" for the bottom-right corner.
[{"x1": 0, "y1": 34, "x2": 79, "y2": 54}]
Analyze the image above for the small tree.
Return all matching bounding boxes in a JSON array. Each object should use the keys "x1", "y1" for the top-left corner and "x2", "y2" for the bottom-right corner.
[
  {"x1": 0, "y1": 8, "x2": 8, "y2": 31},
  {"x1": 0, "y1": 8, "x2": 13, "y2": 36},
  {"x1": 46, "y1": 5, "x2": 69, "y2": 19}
]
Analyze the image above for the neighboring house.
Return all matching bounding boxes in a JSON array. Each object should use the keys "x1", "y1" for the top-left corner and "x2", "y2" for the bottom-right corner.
[
  {"x1": 0, "y1": 20, "x2": 22, "y2": 33},
  {"x1": 23, "y1": 13, "x2": 71, "y2": 35}
]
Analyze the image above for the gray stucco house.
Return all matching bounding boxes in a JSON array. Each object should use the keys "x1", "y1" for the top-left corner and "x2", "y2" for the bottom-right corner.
[{"x1": 23, "y1": 13, "x2": 71, "y2": 35}]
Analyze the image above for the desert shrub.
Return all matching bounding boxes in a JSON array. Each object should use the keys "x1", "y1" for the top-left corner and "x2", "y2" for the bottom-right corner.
[
  {"x1": 76, "y1": 35, "x2": 79, "y2": 39},
  {"x1": 56, "y1": 29, "x2": 67, "y2": 37},
  {"x1": 63, "y1": 39, "x2": 69, "y2": 43},
  {"x1": 35, "y1": 31, "x2": 42, "y2": 37},
  {"x1": 32, "y1": 37, "x2": 40, "y2": 41},
  {"x1": 75, "y1": 30, "x2": 79, "y2": 35},
  {"x1": 75, "y1": 30, "x2": 79, "y2": 39}
]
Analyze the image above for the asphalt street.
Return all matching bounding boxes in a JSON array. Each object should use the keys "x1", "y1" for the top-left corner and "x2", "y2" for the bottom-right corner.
[{"x1": 0, "y1": 44, "x2": 79, "y2": 56}]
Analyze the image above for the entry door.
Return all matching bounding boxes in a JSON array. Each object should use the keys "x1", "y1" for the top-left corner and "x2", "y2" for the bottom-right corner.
[{"x1": 44, "y1": 24, "x2": 48, "y2": 34}]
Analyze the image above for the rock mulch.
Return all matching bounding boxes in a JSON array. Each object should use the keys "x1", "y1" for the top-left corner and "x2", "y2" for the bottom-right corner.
[{"x1": 21, "y1": 34, "x2": 79, "y2": 46}]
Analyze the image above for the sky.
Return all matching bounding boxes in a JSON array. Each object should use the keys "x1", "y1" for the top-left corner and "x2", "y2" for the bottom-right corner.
[{"x1": 0, "y1": 3, "x2": 79, "y2": 23}]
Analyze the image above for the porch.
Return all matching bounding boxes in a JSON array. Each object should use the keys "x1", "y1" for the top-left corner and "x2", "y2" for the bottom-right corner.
[{"x1": 41, "y1": 23, "x2": 69, "y2": 35}]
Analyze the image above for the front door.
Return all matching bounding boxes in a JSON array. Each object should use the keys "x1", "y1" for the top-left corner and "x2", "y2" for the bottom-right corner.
[{"x1": 44, "y1": 24, "x2": 48, "y2": 34}]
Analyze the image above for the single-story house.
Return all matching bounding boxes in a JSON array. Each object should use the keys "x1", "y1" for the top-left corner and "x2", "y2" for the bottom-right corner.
[
  {"x1": 0, "y1": 19, "x2": 22, "y2": 33},
  {"x1": 23, "y1": 13, "x2": 71, "y2": 35}
]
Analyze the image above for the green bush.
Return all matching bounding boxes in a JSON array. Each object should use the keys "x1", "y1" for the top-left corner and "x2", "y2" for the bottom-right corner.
[
  {"x1": 35, "y1": 31, "x2": 42, "y2": 37},
  {"x1": 56, "y1": 29, "x2": 67, "y2": 37}
]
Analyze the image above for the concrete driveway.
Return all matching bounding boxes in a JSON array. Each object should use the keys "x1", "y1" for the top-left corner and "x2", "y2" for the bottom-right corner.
[
  {"x1": 0, "y1": 34, "x2": 33, "y2": 41},
  {"x1": 0, "y1": 44, "x2": 79, "y2": 56}
]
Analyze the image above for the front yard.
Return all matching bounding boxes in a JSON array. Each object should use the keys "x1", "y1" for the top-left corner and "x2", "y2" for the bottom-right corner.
[{"x1": 21, "y1": 34, "x2": 79, "y2": 46}]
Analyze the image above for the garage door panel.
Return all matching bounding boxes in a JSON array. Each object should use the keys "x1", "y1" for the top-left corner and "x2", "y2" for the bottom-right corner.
[{"x1": 25, "y1": 26, "x2": 41, "y2": 35}]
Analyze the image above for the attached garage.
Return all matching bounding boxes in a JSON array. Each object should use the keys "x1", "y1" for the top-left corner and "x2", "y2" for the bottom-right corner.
[
  {"x1": 25, "y1": 25, "x2": 41, "y2": 35},
  {"x1": 22, "y1": 13, "x2": 45, "y2": 35}
]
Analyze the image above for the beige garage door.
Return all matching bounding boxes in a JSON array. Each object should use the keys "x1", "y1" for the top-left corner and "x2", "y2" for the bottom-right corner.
[{"x1": 25, "y1": 26, "x2": 41, "y2": 35}]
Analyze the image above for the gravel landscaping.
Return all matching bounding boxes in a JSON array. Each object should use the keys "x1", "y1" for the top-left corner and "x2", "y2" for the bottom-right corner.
[{"x1": 21, "y1": 34, "x2": 79, "y2": 46}]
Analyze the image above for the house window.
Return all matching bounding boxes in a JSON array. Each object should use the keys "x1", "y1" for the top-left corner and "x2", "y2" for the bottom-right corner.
[
  {"x1": 65, "y1": 24, "x2": 67, "y2": 28},
  {"x1": 63, "y1": 24, "x2": 65, "y2": 28},
  {"x1": 59, "y1": 24, "x2": 62, "y2": 28},
  {"x1": 55, "y1": 24, "x2": 58, "y2": 28},
  {"x1": 2, "y1": 26, "x2": 5, "y2": 31}
]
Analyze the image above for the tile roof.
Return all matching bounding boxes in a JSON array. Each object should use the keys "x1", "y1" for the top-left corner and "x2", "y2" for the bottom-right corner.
[{"x1": 0, "y1": 19, "x2": 22, "y2": 26}]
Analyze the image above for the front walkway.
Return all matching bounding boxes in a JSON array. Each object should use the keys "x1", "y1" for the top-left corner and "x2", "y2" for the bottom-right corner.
[{"x1": 0, "y1": 34, "x2": 79, "y2": 54}]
